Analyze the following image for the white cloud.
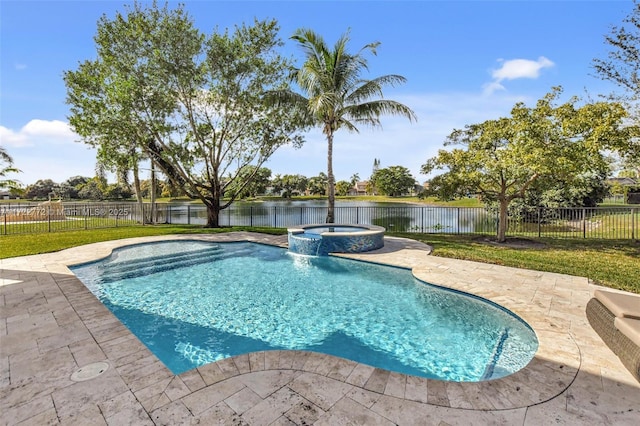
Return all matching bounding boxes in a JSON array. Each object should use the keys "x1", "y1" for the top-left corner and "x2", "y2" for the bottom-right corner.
[
  {"x1": 482, "y1": 81, "x2": 506, "y2": 96},
  {"x1": 0, "y1": 119, "x2": 76, "y2": 147},
  {"x1": 484, "y1": 56, "x2": 554, "y2": 95},
  {"x1": 492, "y1": 57, "x2": 554, "y2": 81}
]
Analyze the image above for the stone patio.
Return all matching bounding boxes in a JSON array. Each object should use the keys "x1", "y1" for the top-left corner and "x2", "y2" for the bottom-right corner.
[{"x1": 1, "y1": 232, "x2": 638, "y2": 425}]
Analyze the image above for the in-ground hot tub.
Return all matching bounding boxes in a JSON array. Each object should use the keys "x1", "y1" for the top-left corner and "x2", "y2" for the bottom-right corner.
[{"x1": 288, "y1": 224, "x2": 385, "y2": 256}]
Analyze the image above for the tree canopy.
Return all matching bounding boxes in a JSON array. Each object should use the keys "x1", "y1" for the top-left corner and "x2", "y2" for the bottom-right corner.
[
  {"x1": 592, "y1": 0, "x2": 640, "y2": 168},
  {"x1": 422, "y1": 88, "x2": 636, "y2": 242},
  {"x1": 370, "y1": 165, "x2": 415, "y2": 196},
  {"x1": 64, "y1": 2, "x2": 306, "y2": 226}
]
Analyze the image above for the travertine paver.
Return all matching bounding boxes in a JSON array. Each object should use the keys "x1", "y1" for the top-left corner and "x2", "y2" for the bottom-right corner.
[{"x1": 1, "y1": 232, "x2": 639, "y2": 425}]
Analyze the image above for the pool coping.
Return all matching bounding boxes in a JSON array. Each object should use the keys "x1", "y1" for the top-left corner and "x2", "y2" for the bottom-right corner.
[{"x1": 1, "y1": 232, "x2": 639, "y2": 424}]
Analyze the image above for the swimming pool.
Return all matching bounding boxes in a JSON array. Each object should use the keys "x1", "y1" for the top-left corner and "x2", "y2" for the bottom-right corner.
[{"x1": 71, "y1": 240, "x2": 538, "y2": 381}]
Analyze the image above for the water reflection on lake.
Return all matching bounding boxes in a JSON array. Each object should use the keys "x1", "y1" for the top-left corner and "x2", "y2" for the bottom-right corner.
[{"x1": 160, "y1": 200, "x2": 494, "y2": 234}]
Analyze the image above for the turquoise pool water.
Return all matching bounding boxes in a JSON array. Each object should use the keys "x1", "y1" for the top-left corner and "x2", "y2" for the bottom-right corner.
[
  {"x1": 71, "y1": 240, "x2": 538, "y2": 381},
  {"x1": 303, "y1": 226, "x2": 367, "y2": 234}
]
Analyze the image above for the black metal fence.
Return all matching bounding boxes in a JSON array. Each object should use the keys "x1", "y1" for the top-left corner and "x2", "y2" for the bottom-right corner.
[{"x1": 1, "y1": 202, "x2": 638, "y2": 240}]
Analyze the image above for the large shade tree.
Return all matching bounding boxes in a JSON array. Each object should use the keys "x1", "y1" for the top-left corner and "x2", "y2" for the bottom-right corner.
[
  {"x1": 281, "y1": 28, "x2": 416, "y2": 222},
  {"x1": 422, "y1": 88, "x2": 636, "y2": 242},
  {"x1": 593, "y1": 0, "x2": 640, "y2": 170},
  {"x1": 65, "y1": 2, "x2": 306, "y2": 226}
]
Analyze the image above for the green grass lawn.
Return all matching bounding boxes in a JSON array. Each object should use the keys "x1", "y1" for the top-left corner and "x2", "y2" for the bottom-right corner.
[
  {"x1": 1, "y1": 225, "x2": 637, "y2": 294},
  {"x1": 393, "y1": 233, "x2": 640, "y2": 294},
  {"x1": 0, "y1": 226, "x2": 286, "y2": 259}
]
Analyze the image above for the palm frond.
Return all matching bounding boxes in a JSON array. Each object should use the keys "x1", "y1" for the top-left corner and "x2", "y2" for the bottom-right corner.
[
  {"x1": 0, "y1": 146, "x2": 14, "y2": 164},
  {"x1": 346, "y1": 74, "x2": 408, "y2": 104},
  {"x1": 345, "y1": 100, "x2": 417, "y2": 126}
]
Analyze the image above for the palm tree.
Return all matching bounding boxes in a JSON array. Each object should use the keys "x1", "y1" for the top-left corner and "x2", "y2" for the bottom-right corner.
[
  {"x1": 289, "y1": 28, "x2": 416, "y2": 222},
  {"x1": 0, "y1": 147, "x2": 21, "y2": 191}
]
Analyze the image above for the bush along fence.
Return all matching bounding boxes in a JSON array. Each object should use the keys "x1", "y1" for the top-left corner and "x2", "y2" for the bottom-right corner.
[{"x1": 1, "y1": 202, "x2": 638, "y2": 240}]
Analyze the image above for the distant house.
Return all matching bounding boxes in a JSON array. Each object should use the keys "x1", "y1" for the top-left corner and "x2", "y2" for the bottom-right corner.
[
  {"x1": 606, "y1": 177, "x2": 637, "y2": 187},
  {"x1": 347, "y1": 181, "x2": 368, "y2": 196},
  {"x1": 606, "y1": 177, "x2": 640, "y2": 204},
  {"x1": 0, "y1": 191, "x2": 20, "y2": 200}
]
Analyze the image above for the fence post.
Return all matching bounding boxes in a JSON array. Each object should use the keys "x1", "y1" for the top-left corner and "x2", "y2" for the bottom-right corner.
[
  {"x1": 632, "y1": 208, "x2": 636, "y2": 241},
  {"x1": 3, "y1": 212, "x2": 6, "y2": 235},
  {"x1": 250, "y1": 206, "x2": 253, "y2": 227},
  {"x1": 187, "y1": 205, "x2": 191, "y2": 225},
  {"x1": 273, "y1": 206, "x2": 277, "y2": 228},
  {"x1": 537, "y1": 207, "x2": 541, "y2": 238},
  {"x1": 48, "y1": 205, "x2": 51, "y2": 233},
  {"x1": 582, "y1": 208, "x2": 586, "y2": 239}
]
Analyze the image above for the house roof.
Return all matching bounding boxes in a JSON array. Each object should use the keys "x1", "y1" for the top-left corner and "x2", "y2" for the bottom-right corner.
[{"x1": 607, "y1": 177, "x2": 637, "y2": 186}]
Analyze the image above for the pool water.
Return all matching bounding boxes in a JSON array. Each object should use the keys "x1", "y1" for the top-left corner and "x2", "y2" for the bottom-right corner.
[
  {"x1": 303, "y1": 226, "x2": 367, "y2": 234},
  {"x1": 71, "y1": 241, "x2": 538, "y2": 381}
]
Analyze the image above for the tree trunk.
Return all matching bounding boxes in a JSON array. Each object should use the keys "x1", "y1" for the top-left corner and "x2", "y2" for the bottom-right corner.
[
  {"x1": 326, "y1": 132, "x2": 335, "y2": 223},
  {"x1": 497, "y1": 198, "x2": 509, "y2": 243},
  {"x1": 150, "y1": 161, "x2": 157, "y2": 224},
  {"x1": 205, "y1": 203, "x2": 220, "y2": 227},
  {"x1": 204, "y1": 184, "x2": 222, "y2": 228},
  {"x1": 133, "y1": 163, "x2": 143, "y2": 223}
]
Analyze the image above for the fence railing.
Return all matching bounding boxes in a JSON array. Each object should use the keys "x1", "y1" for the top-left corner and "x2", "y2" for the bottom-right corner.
[{"x1": 1, "y1": 202, "x2": 638, "y2": 240}]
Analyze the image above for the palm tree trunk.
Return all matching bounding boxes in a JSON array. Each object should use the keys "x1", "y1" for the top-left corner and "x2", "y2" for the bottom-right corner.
[{"x1": 326, "y1": 132, "x2": 335, "y2": 223}]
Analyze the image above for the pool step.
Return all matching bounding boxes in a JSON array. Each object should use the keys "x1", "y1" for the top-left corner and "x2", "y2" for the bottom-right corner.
[
  {"x1": 98, "y1": 246, "x2": 253, "y2": 283},
  {"x1": 101, "y1": 246, "x2": 223, "y2": 274}
]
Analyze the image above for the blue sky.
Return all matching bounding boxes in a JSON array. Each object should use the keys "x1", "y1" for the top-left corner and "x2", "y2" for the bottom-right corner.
[{"x1": 0, "y1": 0, "x2": 632, "y2": 187}]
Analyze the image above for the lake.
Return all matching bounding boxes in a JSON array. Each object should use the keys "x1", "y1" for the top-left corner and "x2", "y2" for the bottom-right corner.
[{"x1": 159, "y1": 200, "x2": 494, "y2": 233}]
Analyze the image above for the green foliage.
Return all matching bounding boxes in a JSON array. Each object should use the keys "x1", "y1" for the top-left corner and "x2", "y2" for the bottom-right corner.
[
  {"x1": 271, "y1": 174, "x2": 308, "y2": 197},
  {"x1": 422, "y1": 87, "x2": 636, "y2": 241},
  {"x1": 489, "y1": 170, "x2": 611, "y2": 224},
  {"x1": 307, "y1": 172, "x2": 328, "y2": 195},
  {"x1": 284, "y1": 28, "x2": 416, "y2": 222},
  {"x1": 593, "y1": 1, "x2": 640, "y2": 172},
  {"x1": 0, "y1": 147, "x2": 21, "y2": 191},
  {"x1": 225, "y1": 166, "x2": 272, "y2": 199},
  {"x1": 103, "y1": 183, "x2": 133, "y2": 200},
  {"x1": 335, "y1": 180, "x2": 351, "y2": 196},
  {"x1": 24, "y1": 179, "x2": 58, "y2": 200},
  {"x1": 370, "y1": 165, "x2": 415, "y2": 196},
  {"x1": 77, "y1": 178, "x2": 105, "y2": 200},
  {"x1": 64, "y1": 3, "x2": 305, "y2": 227}
]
